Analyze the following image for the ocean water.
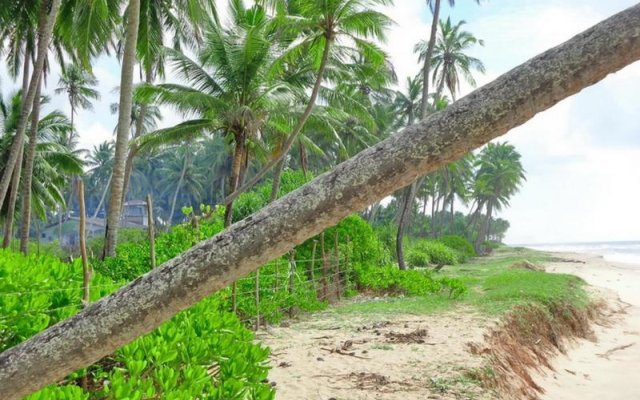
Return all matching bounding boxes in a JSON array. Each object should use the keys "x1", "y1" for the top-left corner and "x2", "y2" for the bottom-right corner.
[{"x1": 525, "y1": 241, "x2": 640, "y2": 265}]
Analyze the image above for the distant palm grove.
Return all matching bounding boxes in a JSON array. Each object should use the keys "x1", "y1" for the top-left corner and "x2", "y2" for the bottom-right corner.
[{"x1": 0, "y1": 0, "x2": 525, "y2": 260}]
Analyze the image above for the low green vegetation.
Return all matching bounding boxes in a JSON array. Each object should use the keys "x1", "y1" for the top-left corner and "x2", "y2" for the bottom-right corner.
[{"x1": 334, "y1": 247, "x2": 588, "y2": 317}]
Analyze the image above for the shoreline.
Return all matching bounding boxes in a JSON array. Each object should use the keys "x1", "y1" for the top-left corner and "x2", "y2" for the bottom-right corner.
[{"x1": 535, "y1": 251, "x2": 640, "y2": 399}]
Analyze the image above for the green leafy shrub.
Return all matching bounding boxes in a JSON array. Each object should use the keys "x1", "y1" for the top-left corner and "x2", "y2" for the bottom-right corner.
[
  {"x1": 413, "y1": 240, "x2": 458, "y2": 266},
  {"x1": 406, "y1": 250, "x2": 430, "y2": 268},
  {"x1": 439, "y1": 235, "x2": 476, "y2": 262},
  {"x1": 0, "y1": 250, "x2": 120, "y2": 352},
  {"x1": 353, "y1": 264, "x2": 467, "y2": 299},
  {"x1": 354, "y1": 264, "x2": 440, "y2": 295},
  {"x1": 0, "y1": 250, "x2": 274, "y2": 399}
]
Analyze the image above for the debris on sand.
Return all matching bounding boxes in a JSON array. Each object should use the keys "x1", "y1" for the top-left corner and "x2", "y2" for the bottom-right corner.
[{"x1": 385, "y1": 328, "x2": 428, "y2": 344}]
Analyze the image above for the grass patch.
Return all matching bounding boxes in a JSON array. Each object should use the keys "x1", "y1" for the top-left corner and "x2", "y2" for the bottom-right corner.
[{"x1": 333, "y1": 247, "x2": 589, "y2": 317}]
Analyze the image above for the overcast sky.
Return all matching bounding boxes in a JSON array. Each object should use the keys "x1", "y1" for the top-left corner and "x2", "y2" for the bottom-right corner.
[{"x1": 2, "y1": 0, "x2": 638, "y2": 244}]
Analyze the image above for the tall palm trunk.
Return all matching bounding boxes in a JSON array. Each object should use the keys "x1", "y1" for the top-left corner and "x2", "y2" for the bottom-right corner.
[
  {"x1": 2, "y1": 150, "x2": 23, "y2": 249},
  {"x1": 0, "y1": 0, "x2": 61, "y2": 212},
  {"x1": 18, "y1": 78, "x2": 43, "y2": 254},
  {"x1": 168, "y1": 150, "x2": 189, "y2": 226},
  {"x1": 396, "y1": 182, "x2": 417, "y2": 270},
  {"x1": 4, "y1": 56, "x2": 32, "y2": 249},
  {"x1": 102, "y1": 0, "x2": 141, "y2": 259},
  {"x1": 121, "y1": 67, "x2": 153, "y2": 205},
  {"x1": 224, "y1": 35, "x2": 333, "y2": 206},
  {"x1": 395, "y1": 0, "x2": 443, "y2": 262},
  {"x1": 421, "y1": 0, "x2": 441, "y2": 118},
  {"x1": 475, "y1": 201, "x2": 493, "y2": 254},
  {"x1": 224, "y1": 133, "x2": 246, "y2": 227}
]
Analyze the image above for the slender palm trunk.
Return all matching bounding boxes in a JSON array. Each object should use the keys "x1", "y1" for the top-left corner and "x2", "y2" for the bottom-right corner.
[
  {"x1": 395, "y1": 110, "x2": 418, "y2": 268},
  {"x1": 475, "y1": 201, "x2": 493, "y2": 254},
  {"x1": 0, "y1": 0, "x2": 61, "y2": 212},
  {"x1": 3, "y1": 59, "x2": 32, "y2": 250},
  {"x1": 121, "y1": 68, "x2": 153, "y2": 206},
  {"x1": 269, "y1": 158, "x2": 285, "y2": 202},
  {"x1": 224, "y1": 35, "x2": 333, "y2": 206},
  {"x1": 18, "y1": 78, "x2": 43, "y2": 254},
  {"x1": 396, "y1": 183, "x2": 416, "y2": 270},
  {"x1": 92, "y1": 174, "x2": 112, "y2": 220},
  {"x1": 168, "y1": 151, "x2": 189, "y2": 226},
  {"x1": 102, "y1": 0, "x2": 141, "y2": 258},
  {"x1": 396, "y1": 0, "x2": 442, "y2": 263},
  {"x1": 298, "y1": 139, "x2": 308, "y2": 179},
  {"x1": 421, "y1": 0, "x2": 441, "y2": 118},
  {"x1": 2, "y1": 150, "x2": 23, "y2": 249},
  {"x1": 224, "y1": 134, "x2": 246, "y2": 227}
]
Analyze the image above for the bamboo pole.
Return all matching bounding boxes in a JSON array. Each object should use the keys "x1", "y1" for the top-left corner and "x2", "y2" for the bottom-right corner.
[{"x1": 146, "y1": 194, "x2": 156, "y2": 269}]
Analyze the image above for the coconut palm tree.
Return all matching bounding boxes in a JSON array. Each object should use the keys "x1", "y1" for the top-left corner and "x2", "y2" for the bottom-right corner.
[
  {"x1": 158, "y1": 145, "x2": 206, "y2": 225},
  {"x1": 225, "y1": 0, "x2": 393, "y2": 205},
  {"x1": 416, "y1": 17, "x2": 485, "y2": 101},
  {"x1": 472, "y1": 142, "x2": 525, "y2": 252},
  {"x1": 86, "y1": 141, "x2": 115, "y2": 219},
  {"x1": 0, "y1": 92, "x2": 83, "y2": 248},
  {"x1": 54, "y1": 64, "x2": 100, "y2": 140},
  {"x1": 0, "y1": 0, "x2": 61, "y2": 214},
  {"x1": 136, "y1": 1, "x2": 299, "y2": 227}
]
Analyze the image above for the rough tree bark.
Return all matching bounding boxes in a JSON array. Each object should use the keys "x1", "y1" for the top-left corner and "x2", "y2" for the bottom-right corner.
[
  {"x1": 1, "y1": 6, "x2": 640, "y2": 398},
  {"x1": 19, "y1": 78, "x2": 43, "y2": 254},
  {"x1": 102, "y1": 0, "x2": 141, "y2": 258}
]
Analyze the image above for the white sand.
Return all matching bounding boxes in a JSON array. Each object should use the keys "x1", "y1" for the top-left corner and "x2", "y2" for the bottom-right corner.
[{"x1": 535, "y1": 252, "x2": 640, "y2": 399}]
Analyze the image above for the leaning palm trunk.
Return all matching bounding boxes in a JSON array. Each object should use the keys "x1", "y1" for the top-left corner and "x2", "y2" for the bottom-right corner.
[
  {"x1": 102, "y1": 0, "x2": 142, "y2": 258},
  {"x1": 92, "y1": 174, "x2": 112, "y2": 220},
  {"x1": 0, "y1": 0, "x2": 61, "y2": 213},
  {"x1": 168, "y1": 151, "x2": 189, "y2": 226},
  {"x1": 269, "y1": 158, "x2": 286, "y2": 202},
  {"x1": 19, "y1": 79, "x2": 43, "y2": 254},
  {"x1": 2, "y1": 7, "x2": 640, "y2": 397}
]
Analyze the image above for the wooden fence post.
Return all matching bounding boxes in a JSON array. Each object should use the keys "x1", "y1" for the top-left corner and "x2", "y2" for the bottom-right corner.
[
  {"x1": 345, "y1": 235, "x2": 350, "y2": 290},
  {"x1": 232, "y1": 282, "x2": 237, "y2": 314},
  {"x1": 334, "y1": 232, "x2": 340, "y2": 301},
  {"x1": 255, "y1": 268, "x2": 260, "y2": 331},
  {"x1": 310, "y1": 239, "x2": 317, "y2": 298},
  {"x1": 321, "y1": 232, "x2": 328, "y2": 301},
  {"x1": 146, "y1": 194, "x2": 156, "y2": 269},
  {"x1": 288, "y1": 250, "x2": 296, "y2": 316},
  {"x1": 78, "y1": 180, "x2": 91, "y2": 307}
]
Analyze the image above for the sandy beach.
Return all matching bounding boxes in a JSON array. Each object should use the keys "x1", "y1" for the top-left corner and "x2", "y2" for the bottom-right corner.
[
  {"x1": 260, "y1": 251, "x2": 640, "y2": 399},
  {"x1": 536, "y1": 252, "x2": 640, "y2": 399}
]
